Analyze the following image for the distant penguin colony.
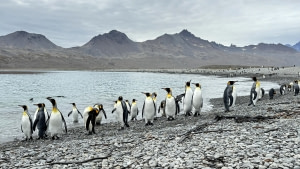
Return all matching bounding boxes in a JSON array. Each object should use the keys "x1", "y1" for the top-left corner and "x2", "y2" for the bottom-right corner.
[{"x1": 18, "y1": 75, "x2": 299, "y2": 141}]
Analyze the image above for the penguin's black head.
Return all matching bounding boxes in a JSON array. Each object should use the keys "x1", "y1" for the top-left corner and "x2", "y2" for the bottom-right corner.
[
  {"x1": 125, "y1": 100, "x2": 129, "y2": 102},
  {"x1": 132, "y1": 99, "x2": 137, "y2": 102},
  {"x1": 33, "y1": 103, "x2": 43, "y2": 108},
  {"x1": 47, "y1": 97, "x2": 56, "y2": 106},
  {"x1": 142, "y1": 92, "x2": 151, "y2": 97},
  {"x1": 118, "y1": 96, "x2": 123, "y2": 101},
  {"x1": 18, "y1": 105, "x2": 28, "y2": 111},
  {"x1": 252, "y1": 77, "x2": 257, "y2": 81},
  {"x1": 186, "y1": 80, "x2": 191, "y2": 87},
  {"x1": 152, "y1": 92, "x2": 157, "y2": 97},
  {"x1": 295, "y1": 80, "x2": 298, "y2": 84},
  {"x1": 70, "y1": 103, "x2": 76, "y2": 106},
  {"x1": 193, "y1": 83, "x2": 200, "y2": 88},
  {"x1": 162, "y1": 88, "x2": 171, "y2": 93},
  {"x1": 228, "y1": 81, "x2": 235, "y2": 85}
]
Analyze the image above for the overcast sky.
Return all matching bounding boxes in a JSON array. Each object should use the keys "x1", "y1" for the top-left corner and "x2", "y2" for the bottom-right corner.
[{"x1": 1, "y1": 0, "x2": 299, "y2": 48}]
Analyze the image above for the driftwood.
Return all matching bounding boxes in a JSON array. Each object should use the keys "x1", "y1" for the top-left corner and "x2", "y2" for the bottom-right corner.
[
  {"x1": 178, "y1": 121, "x2": 213, "y2": 143},
  {"x1": 214, "y1": 115, "x2": 275, "y2": 123},
  {"x1": 48, "y1": 146, "x2": 116, "y2": 165}
]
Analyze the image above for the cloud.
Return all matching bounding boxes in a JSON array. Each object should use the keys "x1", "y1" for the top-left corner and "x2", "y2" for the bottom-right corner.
[{"x1": 1, "y1": 0, "x2": 300, "y2": 47}]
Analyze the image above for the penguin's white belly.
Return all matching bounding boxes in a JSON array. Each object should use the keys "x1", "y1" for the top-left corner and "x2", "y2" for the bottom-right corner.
[
  {"x1": 115, "y1": 105, "x2": 124, "y2": 126},
  {"x1": 232, "y1": 88, "x2": 237, "y2": 107},
  {"x1": 165, "y1": 98, "x2": 176, "y2": 117},
  {"x1": 131, "y1": 105, "x2": 138, "y2": 118},
  {"x1": 183, "y1": 90, "x2": 193, "y2": 113},
  {"x1": 144, "y1": 100, "x2": 155, "y2": 121},
  {"x1": 72, "y1": 110, "x2": 79, "y2": 122},
  {"x1": 253, "y1": 87, "x2": 260, "y2": 105},
  {"x1": 21, "y1": 116, "x2": 32, "y2": 138},
  {"x1": 193, "y1": 90, "x2": 203, "y2": 110},
  {"x1": 48, "y1": 113, "x2": 63, "y2": 136},
  {"x1": 96, "y1": 112, "x2": 103, "y2": 124}
]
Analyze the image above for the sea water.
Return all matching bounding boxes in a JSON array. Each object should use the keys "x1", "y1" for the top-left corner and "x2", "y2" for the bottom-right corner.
[{"x1": 0, "y1": 71, "x2": 279, "y2": 142}]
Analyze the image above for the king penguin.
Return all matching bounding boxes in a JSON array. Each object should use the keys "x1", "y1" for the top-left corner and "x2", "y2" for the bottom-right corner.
[
  {"x1": 112, "y1": 96, "x2": 130, "y2": 129},
  {"x1": 280, "y1": 84, "x2": 287, "y2": 95},
  {"x1": 223, "y1": 81, "x2": 234, "y2": 112},
  {"x1": 258, "y1": 88, "x2": 265, "y2": 100},
  {"x1": 34, "y1": 103, "x2": 50, "y2": 124},
  {"x1": 95, "y1": 104, "x2": 107, "y2": 125},
  {"x1": 232, "y1": 82, "x2": 237, "y2": 107},
  {"x1": 192, "y1": 83, "x2": 203, "y2": 116},
  {"x1": 158, "y1": 100, "x2": 166, "y2": 117},
  {"x1": 47, "y1": 97, "x2": 67, "y2": 140},
  {"x1": 152, "y1": 92, "x2": 158, "y2": 119},
  {"x1": 162, "y1": 88, "x2": 177, "y2": 120},
  {"x1": 248, "y1": 77, "x2": 261, "y2": 106},
  {"x1": 19, "y1": 105, "x2": 33, "y2": 141},
  {"x1": 130, "y1": 99, "x2": 139, "y2": 121},
  {"x1": 83, "y1": 104, "x2": 100, "y2": 134},
  {"x1": 68, "y1": 103, "x2": 83, "y2": 123},
  {"x1": 142, "y1": 92, "x2": 156, "y2": 125},
  {"x1": 33, "y1": 103, "x2": 47, "y2": 139},
  {"x1": 269, "y1": 88, "x2": 276, "y2": 99},
  {"x1": 183, "y1": 80, "x2": 193, "y2": 116}
]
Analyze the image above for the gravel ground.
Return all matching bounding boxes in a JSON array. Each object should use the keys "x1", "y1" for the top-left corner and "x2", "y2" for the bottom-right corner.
[{"x1": 0, "y1": 69, "x2": 300, "y2": 169}]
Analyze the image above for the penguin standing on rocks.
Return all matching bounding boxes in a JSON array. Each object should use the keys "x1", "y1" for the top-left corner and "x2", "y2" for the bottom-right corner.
[
  {"x1": 162, "y1": 88, "x2": 177, "y2": 120},
  {"x1": 112, "y1": 96, "x2": 130, "y2": 129},
  {"x1": 269, "y1": 88, "x2": 276, "y2": 99},
  {"x1": 34, "y1": 103, "x2": 50, "y2": 124},
  {"x1": 279, "y1": 84, "x2": 287, "y2": 95},
  {"x1": 83, "y1": 104, "x2": 100, "y2": 134},
  {"x1": 142, "y1": 92, "x2": 156, "y2": 125},
  {"x1": 294, "y1": 80, "x2": 299, "y2": 96},
  {"x1": 248, "y1": 77, "x2": 261, "y2": 106},
  {"x1": 130, "y1": 99, "x2": 139, "y2": 121},
  {"x1": 19, "y1": 105, "x2": 33, "y2": 141},
  {"x1": 192, "y1": 83, "x2": 203, "y2": 116},
  {"x1": 183, "y1": 80, "x2": 193, "y2": 116},
  {"x1": 47, "y1": 97, "x2": 67, "y2": 140},
  {"x1": 68, "y1": 103, "x2": 83, "y2": 123},
  {"x1": 95, "y1": 104, "x2": 107, "y2": 125},
  {"x1": 223, "y1": 81, "x2": 235, "y2": 112},
  {"x1": 232, "y1": 82, "x2": 237, "y2": 107},
  {"x1": 33, "y1": 103, "x2": 47, "y2": 139},
  {"x1": 152, "y1": 92, "x2": 158, "y2": 119}
]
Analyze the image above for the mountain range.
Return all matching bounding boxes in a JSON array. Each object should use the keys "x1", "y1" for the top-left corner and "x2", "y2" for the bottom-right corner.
[{"x1": 0, "y1": 29, "x2": 299, "y2": 69}]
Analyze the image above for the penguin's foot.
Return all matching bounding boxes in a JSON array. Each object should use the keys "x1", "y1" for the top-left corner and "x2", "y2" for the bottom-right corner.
[
  {"x1": 149, "y1": 122, "x2": 154, "y2": 126},
  {"x1": 87, "y1": 132, "x2": 93, "y2": 135},
  {"x1": 167, "y1": 117, "x2": 175, "y2": 121},
  {"x1": 125, "y1": 123, "x2": 130, "y2": 127},
  {"x1": 145, "y1": 122, "x2": 149, "y2": 126},
  {"x1": 154, "y1": 117, "x2": 158, "y2": 120},
  {"x1": 118, "y1": 127, "x2": 125, "y2": 131},
  {"x1": 248, "y1": 103, "x2": 253, "y2": 106},
  {"x1": 185, "y1": 112, "x2": 192, "y2": 116}
]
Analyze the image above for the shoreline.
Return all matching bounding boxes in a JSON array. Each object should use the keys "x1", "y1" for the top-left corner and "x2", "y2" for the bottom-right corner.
[{"x1": 1, "y1": 68, "x2": 300, "y2": 168}]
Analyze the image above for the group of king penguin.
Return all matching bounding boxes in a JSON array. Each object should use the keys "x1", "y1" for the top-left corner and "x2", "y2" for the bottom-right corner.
[{"x1": 19, "y1": 77, "x2": 299, "y2": 141}]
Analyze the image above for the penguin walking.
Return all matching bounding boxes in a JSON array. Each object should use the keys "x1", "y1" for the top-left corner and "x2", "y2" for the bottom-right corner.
[
  {"x1": 223, "y1": 81, "x2": 235, "y2": 112},
  {"x1": 279, "y1": 85, "x2": 286, "y2": 95},
  {"x1": 68, "y1": 103, "x2": 83, "y2": 123},
  {"x1": 142, "y1": 92, "x2": 156, "y2": 125},
  {"x1": 248, "y1": 77, "x2": 261, "y2": 106},
  {"x1": 95, "y1": 104, "x2": 107, "y2": 125},
  {"x1": 33, "y1": 103, "x2": 47, "y2": 139},
  {"x1": 192, "y1": 83, "x2": 203, "y2": 116},
  {"x1": 112, "y1": 96, "x2": 130, "y2": 129},
  {"x1": 183, "y1": 80, "x2": 193, "y2": 116},
  {"x1": 294, "y1": 80, "x2": 299, "y2": 96},
  {"x1": 269, "y1": 88, "x2": 276, "y2": 99},
  {"x1": 83, "y1": 104, "x2": 101, "y2": 134},
  {"x1": 19, "y1": 105, "x2": 33, "y2": 141},
  {"x1": 130, "y1": 99, "x2": 139, "y2": 121},
  {"x1": 162, "y1": 88, "x2": 177, "y2": 120},
  {"x1": 47, "y1": 97, "x2": 67, "y2": 140}
]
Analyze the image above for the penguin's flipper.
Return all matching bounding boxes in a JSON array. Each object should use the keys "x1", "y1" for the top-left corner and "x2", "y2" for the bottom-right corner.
[
  {"x1": 111, "y1": 108, "x2": 116, "y2": 114},
  {"x1": 68, "y1": 111, "x2": 72, "y2": 117},
  {"x1": 252, "y1": 90, "x2": 257, "y2": 100},
  {"x1": 142, "y1": 101, "x2": 145, "y2": 118},
  {"x1": 32, "y1": 113, "x2": 39, "y2": 131},
  {"x1": 60, "y1": 112, "x2": 68, "y2": 133},
  {"x1": 86, "y1": 115, "x2": 91, "y2": 131},
  {"x1": 137, "y1": 108, "x2": 139, "y2": 115},
  {"x1": 29, "y1": 116, "x2": 33, "y2": 134},
  {"x1": 78, "y1": 110, "x2": 83, "y2": 118},
  {"x1": 21, "y1": 125, "x2": 23, "y2": 132},
  {"x1": 103, "y1": 109, "x2": 107, "y2": 119},
  {"x1": 152, "y1": 100, "x2": 156, "y2": 115},
  {"x1": 176, "y1": 93, "x2": 185, "y2": 103},
  {"x1": 229, "y1": 96, "x2": 234, "y2": 107},
  {"x1": 261, "y1": 88, "x2": 265, "y2": 97}
]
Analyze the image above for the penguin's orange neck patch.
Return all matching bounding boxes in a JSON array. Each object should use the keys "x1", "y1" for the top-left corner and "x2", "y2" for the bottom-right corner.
[
  {"x1": 52, "y1": 107, "x2": 58, "y2": 113},
  {"x1": 167, "y1": 94, "x2": 172, "y2": 98},
  {"x1": 22, "y1": 112, "x2": 27, "y2": 116}
]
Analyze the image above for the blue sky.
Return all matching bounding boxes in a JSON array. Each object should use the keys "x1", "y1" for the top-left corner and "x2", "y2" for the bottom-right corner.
[{"x1": 1, "y1": 0, "x2": 299, "y2": 48}]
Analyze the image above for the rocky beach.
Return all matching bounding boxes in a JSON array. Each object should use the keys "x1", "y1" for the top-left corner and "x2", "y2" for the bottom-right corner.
[{"x1": 0, "y1": 67, "x2": 300, "y2": 169}]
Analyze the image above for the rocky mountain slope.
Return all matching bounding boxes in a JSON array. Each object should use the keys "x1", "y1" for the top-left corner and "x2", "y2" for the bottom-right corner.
[{"x1": 0, "y1": 30, "x2": 299, "y2": 69}]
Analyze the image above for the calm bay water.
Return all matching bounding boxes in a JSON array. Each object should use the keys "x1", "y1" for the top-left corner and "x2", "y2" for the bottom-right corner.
[{"x1": 0, "y1": 71, "x2": 279, "y2": 142}]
